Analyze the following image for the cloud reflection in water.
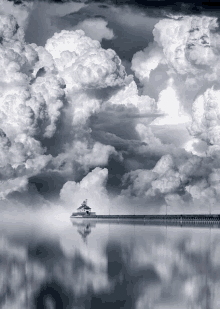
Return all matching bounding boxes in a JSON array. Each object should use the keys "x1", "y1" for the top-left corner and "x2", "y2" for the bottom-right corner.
[{"x1": 1, "y1": 218, "x2": 220, "y2": 308}]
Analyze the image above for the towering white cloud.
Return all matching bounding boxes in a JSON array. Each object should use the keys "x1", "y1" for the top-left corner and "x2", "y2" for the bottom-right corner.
[
  {"x1": 120, "y1": 14, "x2": 220, "y2": 210},
  {"x1": 152, "y1": 15, "x2": 219, "y2": 76},
  {"x1": 60, "y1": 167, "x2": 110, "y2": 214},
  {"x1": 131, "y1": 41, "x2": 164, "y2": 82},
  {"x1": 0, "y1": 12, "x2": 138, "y2": 200},
  {"x1": 45, "y1": 29, "x2": 127, "y2": 90},
  {"x1": 189, "y1": 87, "x2": 220, "y2": 146},
  {"x1": 72, "y1": 18, "x2": 115, "y2": 42},
  {"x1": 132, "y1": 15, "x2": 220, "y2": 118}
]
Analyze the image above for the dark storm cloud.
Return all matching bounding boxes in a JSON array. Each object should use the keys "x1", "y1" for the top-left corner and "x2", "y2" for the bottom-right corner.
[
  {"x1": 7, "y1": 0, "x2": 220, "y2": 18},
  {"x1": 91, "y1": 0, "x2": 220, "y2": 17}
]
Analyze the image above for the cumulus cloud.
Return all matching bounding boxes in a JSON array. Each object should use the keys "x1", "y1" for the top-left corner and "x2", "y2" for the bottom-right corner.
[
  {"x1": 189, "y1": 87, "x2": 220, "y2": 146},
  {"x1": 0, "y1": 15, "x2": 50, "y2": 197},
  {"x1": 0, "y1": 11, "x2": 136, "y2": 200},
  {"x1": 122, "y1": 154, "x2": 182, "y2": 200},
  {"x1": 60, "y1": 167, "x2": 110, "y2": 214},
  {"x1": 1, "y1": 8, "x2": 220, "y2": 213},
  {"x1": 152, "y1": 15, "x2": 219, "y2": 76},
  {"x1": 131, "y1": 41, "x2": 164, "y2": 82},
  {"x1": 116, "y1": 14, "x2": 220, "y2": 211},
  {"x1": 72, "y1": 18, "x2": 115, "y2": 42},
  {"x1": 108, "y1": 79, "x2": 156, "y2": 113},
  {"x1": 0, "y1": 0, "x2": 33, "y2": 31},
  {"x1": 132, "y1": 15, "x2": 220, "y2": 114},
  {"x1": 45, "y1": 29, "x2": 127, "y2": 91},
  {"x1": 121, "y1": 146, "x2": 220, "y2": 211}
]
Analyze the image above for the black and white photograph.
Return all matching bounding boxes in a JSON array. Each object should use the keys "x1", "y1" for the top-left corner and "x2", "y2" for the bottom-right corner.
[{"x1": 1, "y1": 0, "x2": 220, "y2": 307}]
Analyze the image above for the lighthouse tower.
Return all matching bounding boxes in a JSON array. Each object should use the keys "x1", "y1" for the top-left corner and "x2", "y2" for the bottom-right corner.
[
  {"x1": 77, "y1": 199, "x2": 92, "y2": 215},
  {"x1": 70, "y1": 199, "x2": 96, "y2": 217}
]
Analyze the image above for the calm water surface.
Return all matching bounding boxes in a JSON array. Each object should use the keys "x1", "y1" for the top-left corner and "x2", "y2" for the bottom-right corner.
[{"x1": 1, "y1": 214, "x2": 220, "y2": 309}]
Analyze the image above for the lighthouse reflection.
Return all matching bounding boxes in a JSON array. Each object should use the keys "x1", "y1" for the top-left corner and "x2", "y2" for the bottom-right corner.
[{"x1": 77, "y1": 224, "x2": 92, "y2": 243}]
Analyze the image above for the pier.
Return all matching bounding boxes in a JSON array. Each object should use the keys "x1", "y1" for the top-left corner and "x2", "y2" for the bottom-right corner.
[
  {"x1": 71, "y1": 214, "x2": 220, "y2": 220},
  {"x1": 71, "y1": 201, "x2": 220, "y2": 225},
  {"x1": 70, "y1": 214, "x2": 220, "y2": 227}
]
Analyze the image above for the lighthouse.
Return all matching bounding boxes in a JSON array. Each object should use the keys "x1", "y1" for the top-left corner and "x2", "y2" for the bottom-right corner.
[
  {"x1": 71, "y1": 199, "x2": 96, "y2": 217},
  {"x1": 77, "y1": 199, "x2": 91, "y2": 215}
]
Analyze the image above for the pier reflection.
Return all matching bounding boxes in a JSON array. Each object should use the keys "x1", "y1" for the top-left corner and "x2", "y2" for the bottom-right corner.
[{"x1": 1, "y1": 219, "x2": 220, "y2": 308}]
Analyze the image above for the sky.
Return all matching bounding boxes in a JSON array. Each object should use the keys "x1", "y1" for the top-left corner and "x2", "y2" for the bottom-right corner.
[{"x1": 1, "y1": 0, "x2": 220, "y2": 214}]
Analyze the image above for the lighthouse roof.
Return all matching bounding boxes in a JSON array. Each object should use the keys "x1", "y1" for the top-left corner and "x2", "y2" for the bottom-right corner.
[{"x1": 77, "y1": 205, "x2": 91, "y2": 210}]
